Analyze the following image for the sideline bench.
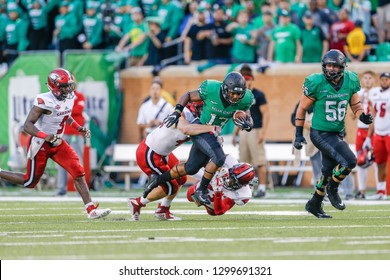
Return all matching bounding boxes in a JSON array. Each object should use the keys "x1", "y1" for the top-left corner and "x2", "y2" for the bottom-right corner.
[{"x1": 103, "y1": 142, "x2": 316, "y2": 190}]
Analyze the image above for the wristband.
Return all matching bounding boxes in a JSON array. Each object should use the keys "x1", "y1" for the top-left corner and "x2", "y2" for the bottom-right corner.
[
  {"x1": 295, "y1": 126, "x2": 304, "y2": 136},
  {"x1": 70, "y1": 120, "x2": 81, "y2": 130},
  {"x1": 174, "y1": 104, "x2": 184, "y2": 113},
  {"x1": 37, "y1": 131, "x2": 48, "y2": 139}
]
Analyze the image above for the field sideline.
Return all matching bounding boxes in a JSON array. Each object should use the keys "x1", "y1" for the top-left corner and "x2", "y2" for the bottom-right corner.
[{"x1": 1, "y1": 188, "x2": 390, "y2": 260}]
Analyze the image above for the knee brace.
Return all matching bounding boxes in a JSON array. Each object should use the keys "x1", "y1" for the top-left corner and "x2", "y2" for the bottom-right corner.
[
  {"x1": 332, "y1": 164, "x2": 352, "y2": 183},
  {"x1": 315, "y1": 175, "x2": 329, "y2": 192}
]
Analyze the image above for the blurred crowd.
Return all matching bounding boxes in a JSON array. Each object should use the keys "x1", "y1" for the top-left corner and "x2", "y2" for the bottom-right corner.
[{"x1": 0, "y1": 0, "x2": 389, "y2": 73}]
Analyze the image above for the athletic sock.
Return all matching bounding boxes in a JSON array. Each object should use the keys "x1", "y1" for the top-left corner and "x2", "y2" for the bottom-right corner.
[
  {"x1": 160, "y1": 198, "x2": 172, "y2": 207},
  {"x1": 140, "y1": 197, "x2": 149, "y2": 205},
  {"x1": 198, "y1": 176, "x2": 211, "y2": 191}
]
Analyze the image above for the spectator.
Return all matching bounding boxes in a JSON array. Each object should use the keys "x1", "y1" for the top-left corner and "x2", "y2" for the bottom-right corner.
[
  {"x1": 115, "y1": 7, "x2": 149, "y2": 67},
  {"x1": 329, "y1": 8, "x2": 355, "y2": 53},
  {"x1": 26, "y1": 0, "x2": 52, "y2": 50},
  {"x1": 242, "y1": 0, "x2": 259, "y2": 23},
  {"x1": 179, "y1": 0, "x2": 199, "y2": 38},
  {"x1": 222, "y1": 0, "x2": 245, "y2": 23},
  {"x1": 80, "y1": 3, "x2": 104, "y2": 50},
  {"x1": 139, "y1": 0, "x2": 159, "y2": 17},
  {"x1": 56, "y1": 74, "x2": 86, "y2": 196},
  {"x1": 344, "y1": 19, "x2": 370, "y2": 62},
  {"x1": 313, "y1": 0, "x2": 338, "y2": 40},
  {"x1": 53, "y1": 2, "x2": 81, "y2": 55},
  {"x1": 343, "y1": 0, "x2": 372, "y2": 35},
  {"x1": 158, "y1": 0, "x2": 184, "y2": 43},
  {"x1": 267, "y1": 9, "x2": 302, "y2": 63},
  {"x1": 4, "y1": 7, "x2": 29, "y2": 66},
  {"x1": 136, "y1": 79, "x2": 173, "y2": 141},
  {"x1": 276, "y1": 0, "x2": 301, "y2": 27},
  {"x1": 145, "y1": 16, "x2": 166, "y2": 68},
  {"x1": 301, "y1": 10, "x2": 329, "y2": 63},
  {"x1": 375, "y1": 0, "x2": 390, "y2": 43},
  {"x1": 226, "y1": 9, "x2": 257, "y2": 64},
  {"x1": 102, "y1": 1, "x2": 131, "y2": 49},
  {"x1": 364, "y1": 72, "x2": 390, "y2": 200},
  {"x1": 255, "y1": 10, "x2": 275, "y2": 65},
  {"x1": 196, "y1": 7, "x2": 233, "y2": 73},
  {"x1": 232, "y1": 64, "x2": 269, "y2": 198},
  {"x1": 184, "y1": 6, "x2": 209, "y2": 65}
]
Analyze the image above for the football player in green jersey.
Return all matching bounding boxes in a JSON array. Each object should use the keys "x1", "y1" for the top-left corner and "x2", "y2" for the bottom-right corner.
[
  {"x1": 144, "y1": 72, "x2": 254, "y2": 205},
  {"x1": 294, "y1": 49, "x2": 373, "y2": 218}
]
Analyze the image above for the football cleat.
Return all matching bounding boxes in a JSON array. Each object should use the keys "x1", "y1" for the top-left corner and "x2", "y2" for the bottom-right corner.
[
  {"x1": 154, "y1": 204, "x2": 182, "y2": 221},
  {"x1": 143, "y1": 175, "x2": 159, "y2": 198},
  {"x1": 367, "y1": 190, "x2": 386, "y2": 200},
  {"x1": 305, "y1": 200, "x2": 332, "y2": 219},
  {"x1": 192, "y1": 188, "x2": 211, "y2": 206},
  {"x1": 87, "y1": 204, "x2": 111, "y2": 219},
  {"x1": 253, "y1": 190, "x2": 266, "y2": 198},
  {"x1": 354, "y1": 191, "x2": 366, "y2": 199},
  {"x1": 127, "y1": 197, "x2": 145, "y2": 221},
  {"x1": 326, "y1": 185, "x2": 346, "y2": 210}
]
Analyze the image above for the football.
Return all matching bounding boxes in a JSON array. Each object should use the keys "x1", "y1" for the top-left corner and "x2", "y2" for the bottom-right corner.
[{"x1": 233, "y1": 110, "x2": 247, "y2": 122}]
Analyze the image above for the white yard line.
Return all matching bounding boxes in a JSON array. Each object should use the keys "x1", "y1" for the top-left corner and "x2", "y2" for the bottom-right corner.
[{"x1": 13, "y1": 249, "x2": 390, "y2": 260}]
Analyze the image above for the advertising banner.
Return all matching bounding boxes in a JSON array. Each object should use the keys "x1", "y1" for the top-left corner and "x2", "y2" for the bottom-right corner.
[{"x1": 64, "y1": 51, "x2": 122, "y2": 160}]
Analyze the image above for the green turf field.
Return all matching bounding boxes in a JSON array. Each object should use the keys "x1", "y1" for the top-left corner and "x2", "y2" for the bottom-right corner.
[{"x1": 0, "y1": 187, "x2": 389, "y2": 260}]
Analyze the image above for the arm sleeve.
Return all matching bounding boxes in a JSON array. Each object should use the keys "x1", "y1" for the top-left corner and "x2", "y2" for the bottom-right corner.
[{"x1": 213, "y1": 192, "x2": 236, "y2": 215}]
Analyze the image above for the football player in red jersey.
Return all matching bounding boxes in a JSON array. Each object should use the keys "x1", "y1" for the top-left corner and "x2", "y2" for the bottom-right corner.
[
  {"x1": 128, "y1": 102, "x2": 221, "y2": 221},
  {"x1": 0, "y1": 68, "x2": 111, "y2": 219},
  {"x1": 187, "y1": 155, "x2": 256, "y2": 215}
]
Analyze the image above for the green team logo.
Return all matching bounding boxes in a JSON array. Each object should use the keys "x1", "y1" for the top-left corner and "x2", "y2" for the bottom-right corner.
[{"x1": 325, "y1": 100, "x2": 347, "y2": 121}]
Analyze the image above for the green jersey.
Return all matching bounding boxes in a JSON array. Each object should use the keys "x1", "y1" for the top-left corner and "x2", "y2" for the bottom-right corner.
[
  {"x1": 198, "y1": 80, "x2": 254, "y2": 128},
  {"x1": 303, "y1": 70, "x2": 361, "y2": 132}
]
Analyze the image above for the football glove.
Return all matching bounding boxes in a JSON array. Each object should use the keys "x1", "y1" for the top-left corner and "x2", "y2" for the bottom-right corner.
[
  {"x1": 359, "y1": 112, "x2": 373, "y2": 124},
  {"x1": 78, "y1": 127, "x2": 91, "y2": 138},
  {"x1": 293, "y1": 126, "x2": 307, "y2": 150},
  {"x1": 165, "y1": 104, "x2": 184, "y2": 128},
  {"x1": 233, "y1": 116, "x2": 253, "y2": 131}
]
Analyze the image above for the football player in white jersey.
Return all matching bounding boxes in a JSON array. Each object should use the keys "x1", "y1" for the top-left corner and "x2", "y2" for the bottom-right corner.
[
  {"x1": 128, "y1": 102, "x2": 221, "y2": 221},
  {"x1": 187, "y1": 155, "x2": 256, "y2": 215},
  {"x1": 0, "y1": 68, "x2": 111, "y2": 219},
  {"x1": 354, "y1": 71, "x2": 378, "y2": 199},
  {"x1": 364, "y1": 72, "x2": 390, "y2": 199}
]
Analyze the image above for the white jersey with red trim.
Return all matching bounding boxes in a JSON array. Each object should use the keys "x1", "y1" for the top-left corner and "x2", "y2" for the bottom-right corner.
[
  {"x1": 369, "y1": 87, "x2": 390, "y2": 136},
  {"x1": 33, "y1": 91, "x2": 74, "y2": 137},
  {"x1": 196, "y1": 155, "x2": 252, "y2": 208},
  {"x1": 145, "y1": 108, "x2": 196, "y2": 156},
  {"x1": 357, "y1": 88, "x2": 374, "y2": 129}
]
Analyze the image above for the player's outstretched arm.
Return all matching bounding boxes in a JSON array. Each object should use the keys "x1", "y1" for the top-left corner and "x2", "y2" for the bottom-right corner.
[
  {"x1": 177, "y1": 117, "x2": 221, "y2": 136},
  {"x1": 213, "y1": 192, "x2": 235, "y2": 215}
]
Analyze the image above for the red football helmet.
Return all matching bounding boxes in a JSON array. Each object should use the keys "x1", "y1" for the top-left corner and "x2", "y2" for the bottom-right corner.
[
  {"x1": 357, "y1": 147, "x2": 375, "y2": 169},
  {"x1": 186, "y1": 101, "x2": 204, "y2": 118},
  {"x1": 47, "y1": 68, "x2": 75, "y2": 101},
  {"x1": 222, "y1": 163, "x2": 255, "y2": 190}
]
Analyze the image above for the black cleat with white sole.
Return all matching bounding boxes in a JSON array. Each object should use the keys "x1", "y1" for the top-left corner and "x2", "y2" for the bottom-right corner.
[
  {"x1": 326, "y1": 185, "x2": 346, "y2": 210},
  {"x1": 192, "y1": 188, "x2": 211, "y2": 206},
  {"x1": 305, "y1": 200, "x2": 332, "y2": 218}
]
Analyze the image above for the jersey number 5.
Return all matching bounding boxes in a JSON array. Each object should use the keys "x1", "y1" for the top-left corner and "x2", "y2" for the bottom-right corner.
[
  {"x1": 57, "y1": 116, "x2": 69, "y2": 134},
  {"x1": 325, "y1": 100, "x2": 347, "y2": 122}
]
